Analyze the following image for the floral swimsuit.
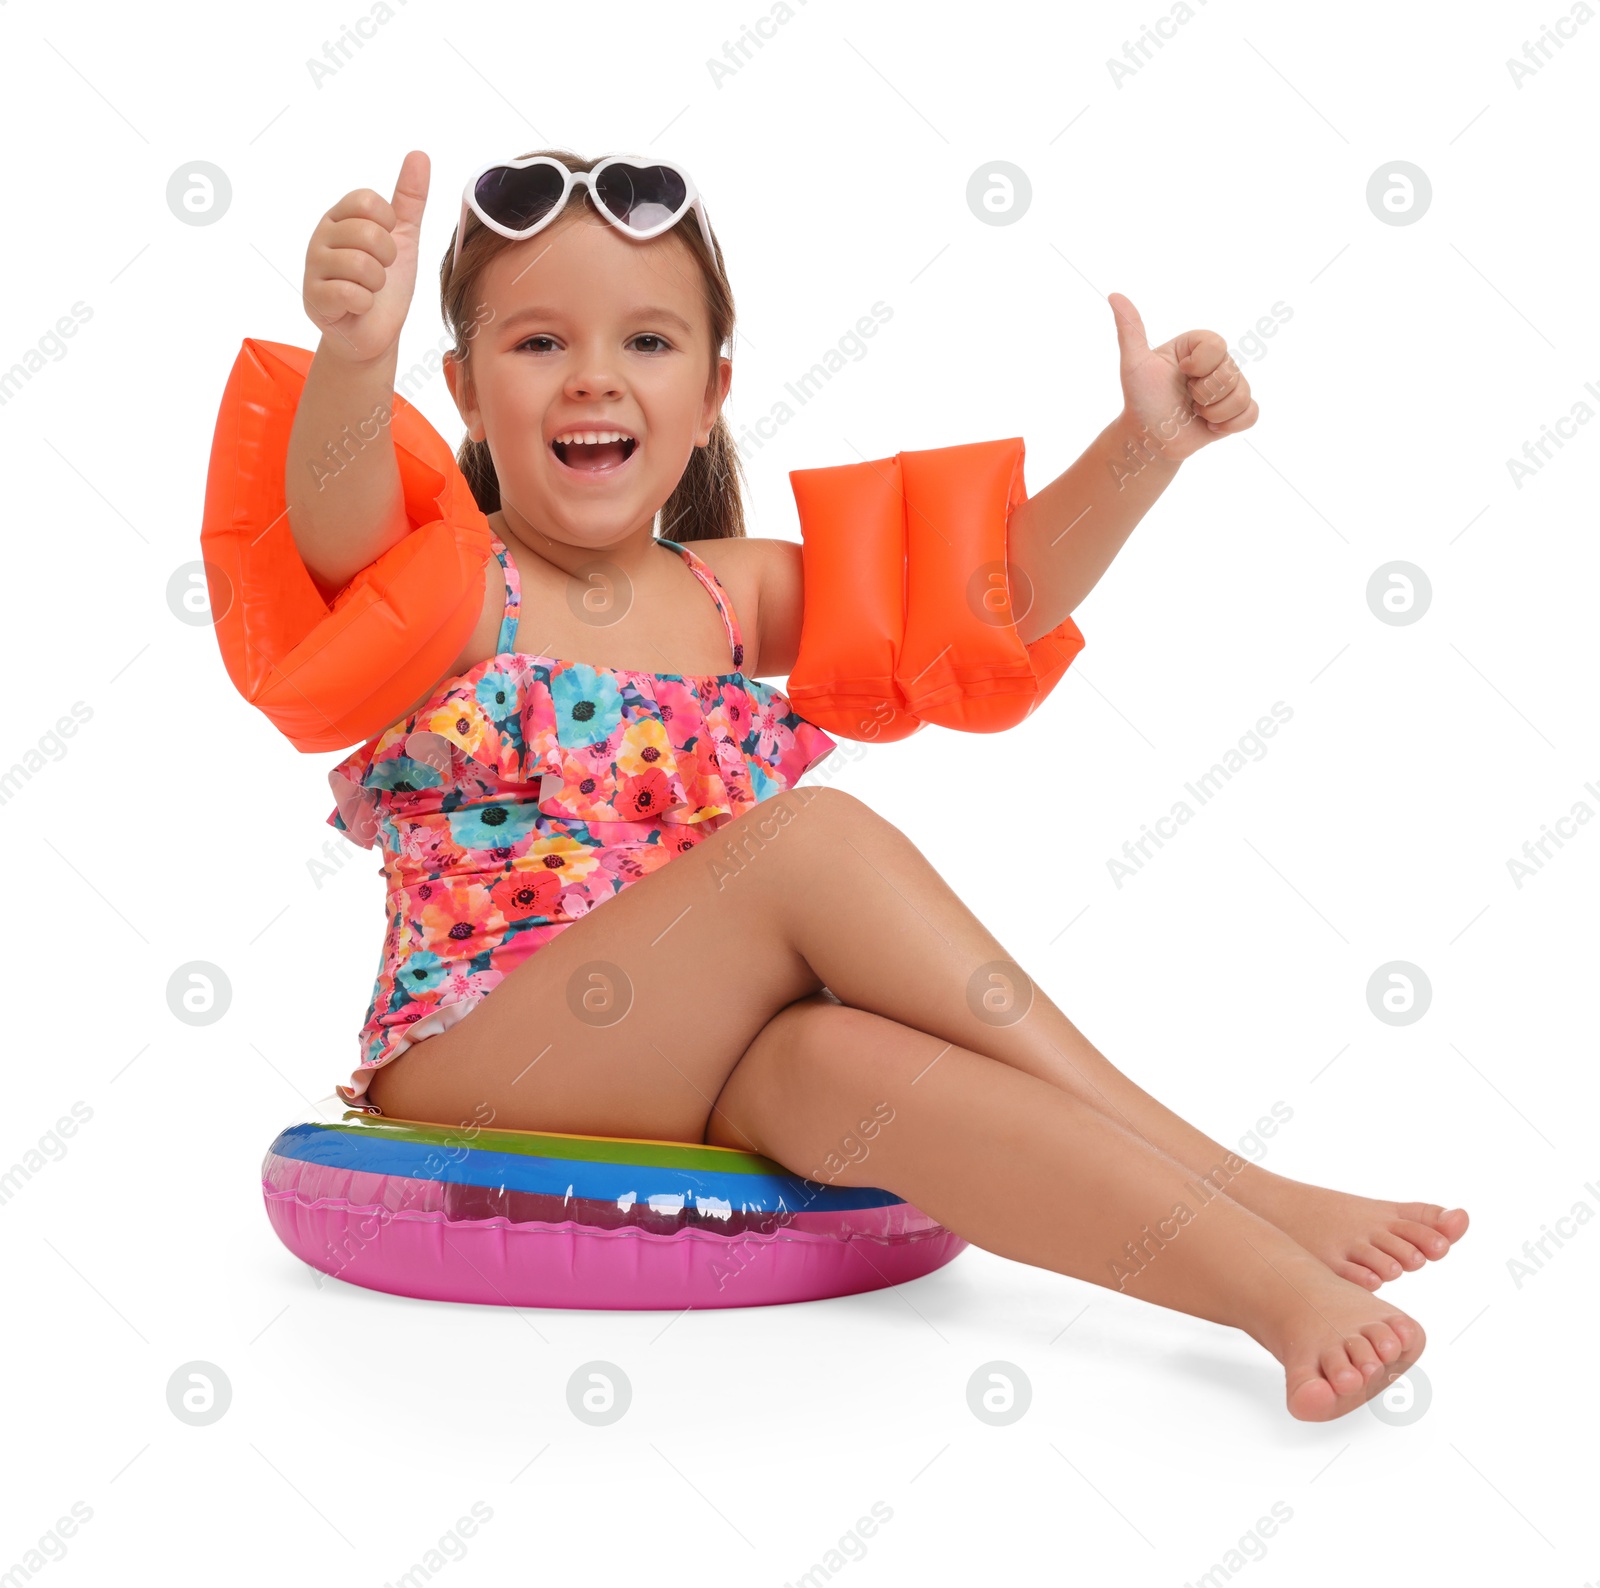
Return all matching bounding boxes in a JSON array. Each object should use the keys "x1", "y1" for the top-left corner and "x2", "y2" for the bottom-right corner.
[{"x1": 325, "y1": 533, "x2": 837, "y2": 1106}]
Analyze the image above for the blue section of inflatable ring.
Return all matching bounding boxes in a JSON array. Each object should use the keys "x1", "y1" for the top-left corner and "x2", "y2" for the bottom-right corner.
[{"x1": 269, "y1": 1123, "x2": 902, "y2": 1214}]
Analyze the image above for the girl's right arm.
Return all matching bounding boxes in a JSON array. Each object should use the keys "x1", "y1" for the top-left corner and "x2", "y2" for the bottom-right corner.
[{"x1": 286, "y1": 151, "x2": 432, "y2": 601}]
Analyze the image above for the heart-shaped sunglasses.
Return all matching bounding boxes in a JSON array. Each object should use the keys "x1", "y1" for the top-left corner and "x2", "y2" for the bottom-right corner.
[{"x1": 452, "y1": 153, "x2": 715, "y2": 272}]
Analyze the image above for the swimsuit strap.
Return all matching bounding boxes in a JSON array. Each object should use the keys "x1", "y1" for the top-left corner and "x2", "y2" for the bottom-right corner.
[
  {"x1": 657, "y1": 537, "x2": 746, "y2": 673},
  {"x1": 490, "y1": 533, "x2": 522, "y2": 654},
  {"x1": 489, "y1": 531, "x2": 745, "y2": 674}
]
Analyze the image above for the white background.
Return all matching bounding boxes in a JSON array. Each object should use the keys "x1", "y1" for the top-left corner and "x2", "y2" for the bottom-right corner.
[{"x1": 1, "y1": 1, "x2": 1595, "y2": 1583}]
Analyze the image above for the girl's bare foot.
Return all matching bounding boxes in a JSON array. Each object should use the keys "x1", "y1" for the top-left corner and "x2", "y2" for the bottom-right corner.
[
  {"x1": 1244, "y1": 1246, "x2": 1428, "y2": 1421},
  {"x1": 1228, "y1": 1167, "x2": 1469, "y2": 1290}
]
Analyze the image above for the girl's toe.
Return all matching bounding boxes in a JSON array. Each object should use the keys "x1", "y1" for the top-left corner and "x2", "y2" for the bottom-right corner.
[
  {"x1": 1362, "y1": 1321, "x2": 1403, "y2": 1362},
  {"x1": 1372, "y1": 1231, "x2": 1427, "y2": 1271},
  {"x1": 1286, "y1": 1369, "x2": 1341, "y2": 1422},
  {"x1": 1319, "y1": 1347, "x2": 1363, "y2": 1396},
  {"x1": 1382, "y1": 1312, "x2": 1425, "y2": 1356},
  {"x1": 1333, "y1": 1260, "x2": 1384, "y2": 1291},
  {"x1": 1404, "y1": 1202, "x2": 1469, "y2": 1242},
  {"x1": 1353, "y1": 1242, "x2": 1404, "y2": 1281},
  {"x1": 1392, "y1": 1218, "x2": 1451, "y2": 1259},
  {"x1": 1343, "y1": 1333, "x2": 1381, "y2": 1378}
]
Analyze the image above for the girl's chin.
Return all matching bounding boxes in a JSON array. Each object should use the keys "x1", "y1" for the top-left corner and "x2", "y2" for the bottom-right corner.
[{"x1": 507, "y1": 495, "x2": 663, "y2": 552}]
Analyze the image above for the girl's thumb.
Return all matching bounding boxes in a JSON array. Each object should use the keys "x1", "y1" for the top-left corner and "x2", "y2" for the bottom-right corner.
[
  {"x1": 1108, "y1": 292, "x2": 1150, "y2": 365},
  {"x1": 389, "y1": 149, "x2": 431, "y2": 234}
]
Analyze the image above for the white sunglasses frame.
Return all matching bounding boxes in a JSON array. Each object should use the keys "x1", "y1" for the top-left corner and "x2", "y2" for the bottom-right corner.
[{"x1": 451, "y1": 153, "x2": 716, "y2": 272}]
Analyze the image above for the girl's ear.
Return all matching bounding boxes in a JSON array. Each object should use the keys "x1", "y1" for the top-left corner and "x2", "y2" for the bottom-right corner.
[
  {"x1": 698, "y1": 353, "x2": 733, "y2": 445},
  {"x1": 444, "y1": 351, "x2": 485, "y2": 442}
]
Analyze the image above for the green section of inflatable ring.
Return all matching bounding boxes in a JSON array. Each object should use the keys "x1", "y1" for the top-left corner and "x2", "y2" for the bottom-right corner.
[{"x1": 316, "y1": 1113, "x2": 790, "y2": 1177}]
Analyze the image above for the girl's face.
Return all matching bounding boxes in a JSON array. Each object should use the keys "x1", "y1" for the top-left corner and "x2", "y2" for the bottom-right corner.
[{"x1": 447, "y1": 210, "x2": 731, "y2": 552}]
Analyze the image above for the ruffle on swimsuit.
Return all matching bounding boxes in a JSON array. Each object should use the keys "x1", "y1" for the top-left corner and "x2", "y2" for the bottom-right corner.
[
  {"x1": 328, "y1": 536, "x2": 835, "y2": 852},
  {"x1": 328, "y1": 657, "x2": 824, "y2": 850}
]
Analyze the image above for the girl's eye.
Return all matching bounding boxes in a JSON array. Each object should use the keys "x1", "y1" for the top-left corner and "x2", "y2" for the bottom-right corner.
[{"x1": 515, "y1": 334, "x2": 673, "y2": 354}]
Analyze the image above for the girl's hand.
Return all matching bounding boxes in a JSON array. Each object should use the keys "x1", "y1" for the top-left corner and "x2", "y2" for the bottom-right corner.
[
  {"x1": 302, "y1": 149, "x2": 431, "y2": 364},
  {"x1": 1108, "y1": 291, "x2": 1258, "y2": 463}
]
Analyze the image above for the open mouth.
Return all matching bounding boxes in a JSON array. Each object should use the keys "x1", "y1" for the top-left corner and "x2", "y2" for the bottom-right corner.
[{"x1": 551, "y1": 435, "x2": 640, "y2": 473}]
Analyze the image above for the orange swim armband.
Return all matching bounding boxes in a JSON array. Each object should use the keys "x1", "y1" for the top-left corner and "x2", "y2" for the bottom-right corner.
[
  {"x1": 786, "y1": 438, "x2": 1086, "y2": 740},
  {"x1": 200, "y1": 339, "x2": 493, "y2": 753}
]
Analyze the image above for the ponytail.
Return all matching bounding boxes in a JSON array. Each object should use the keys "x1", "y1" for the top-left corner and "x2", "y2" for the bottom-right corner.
[
  {"x1": 454, "y1": 432, "x2": 501, "y2": 516},
  {"x1": 658, "y1": 413, "x2": 748, "y2": 542}
]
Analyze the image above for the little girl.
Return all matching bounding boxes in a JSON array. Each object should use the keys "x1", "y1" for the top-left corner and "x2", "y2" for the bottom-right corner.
[{"x1": 289, "y1": 147, "x2": 1467, "y2": 1422}]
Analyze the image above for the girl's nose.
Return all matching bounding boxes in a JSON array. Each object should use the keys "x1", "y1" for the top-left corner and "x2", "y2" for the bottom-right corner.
[{"x1": 566, "y1": 352, "x2": 624, "y2": 400}]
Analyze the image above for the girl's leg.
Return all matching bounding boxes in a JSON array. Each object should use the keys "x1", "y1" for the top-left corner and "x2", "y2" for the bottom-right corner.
[
  {"x1": 708, "y1": 788, "x2": 1465, "y2": 1287},
  {"x1": 706, "y1": 990, "x2": 1422, "y2": 1423},
  {"x1": 723, "y1": 790, "x2": 1466, "y2": 1291}
]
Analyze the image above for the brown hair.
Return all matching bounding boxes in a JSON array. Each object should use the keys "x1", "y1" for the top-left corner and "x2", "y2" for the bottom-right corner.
[{"x1": 439, "y1": 149, "x2": 747, "y2": 542}]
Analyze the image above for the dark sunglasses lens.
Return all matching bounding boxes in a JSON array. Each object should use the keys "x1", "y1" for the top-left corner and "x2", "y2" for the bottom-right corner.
[
  {"x1": 475, "y1": 163, "x2": 565, "y2": 230},
  {"x1": 593, "y1": 163, "x2": 689, "y2": 234}
]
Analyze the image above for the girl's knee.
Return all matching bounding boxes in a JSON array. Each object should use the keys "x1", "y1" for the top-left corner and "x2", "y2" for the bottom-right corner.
[
  {"x1": 702, "y1": 786, "x2": 888, "y2": 890},
  {"x1": 771, "y1": 784, "x2": 901, "y2": 854},
  {"x1": 756, "y1": 784, "x2": 876, "y2": 825},
  {"x1": 707, "y1": 994, "x2": 879, "y2": 1153},
  {"x1": 778, "y1": 1000, "x2": 904, "y2": 1110},
  {"x1": 798, "y1": 784, "x2": 881, "y2": 828},
  {"x1": 776, "y1": 1004, "x2": 906, "y2": 1185}
]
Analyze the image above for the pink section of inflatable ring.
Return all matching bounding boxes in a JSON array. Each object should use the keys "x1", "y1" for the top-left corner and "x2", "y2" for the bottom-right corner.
[{"x1": 262, "y1": 1156, "x2": 968, "y2": 1310}]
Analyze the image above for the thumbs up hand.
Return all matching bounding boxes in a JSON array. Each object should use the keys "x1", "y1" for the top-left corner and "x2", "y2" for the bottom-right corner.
[
  {"x1": 303, "y1": 149, "x2": 432, "y2": 364},
  {"x1": 1107, "y1": 291, "x2": 1258, "y2": 464}
]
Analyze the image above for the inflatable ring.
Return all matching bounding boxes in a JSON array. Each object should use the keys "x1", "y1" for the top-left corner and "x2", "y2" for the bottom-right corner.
[
  {"x1": 262, "y1": 1098, "x2": 968, "y2": 1309},
  {"x1": 201, "y1": 339, "x2": 494, "y2": 754}
]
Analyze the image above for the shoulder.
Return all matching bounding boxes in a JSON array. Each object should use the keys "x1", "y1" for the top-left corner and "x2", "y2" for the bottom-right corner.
[
  {"x1": 679, "y1": 537, "x2": 804, "y2": 677},
  {"x1": 684, "y1": 535, "x2": 799, "y2": 592},
  {"x1": 440, "y1": 534, "x2": 509, "y2": 680}
]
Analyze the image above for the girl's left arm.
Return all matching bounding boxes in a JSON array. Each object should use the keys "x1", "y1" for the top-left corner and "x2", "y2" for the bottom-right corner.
[{"x1": 1010, "y1": 292, "x2": 1259, "y2": 646}]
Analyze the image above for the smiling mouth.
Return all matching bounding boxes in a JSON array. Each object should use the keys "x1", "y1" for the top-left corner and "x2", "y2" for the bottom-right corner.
[{"x1": 551, "y1": 437, "x2": 639, "y2": 473}]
